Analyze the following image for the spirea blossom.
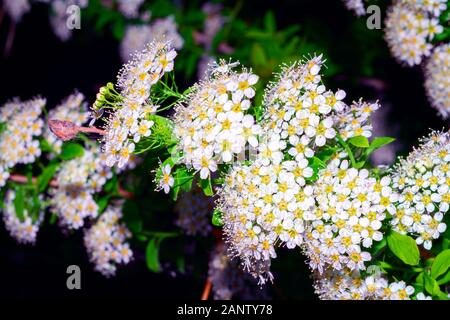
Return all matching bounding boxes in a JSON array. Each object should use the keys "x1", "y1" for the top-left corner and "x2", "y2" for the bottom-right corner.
[
  {"x1": 102, "y1": 41, "x2": 177, "y2": 168},
  {"x1": 384, "y1": 0, "x2": 446, "y2": 66},
  {"x1": 120, "y1": 16, "x2": 183, "y2": 62},
  {"x1": 0, "y1": 97, "x2": 45, "y2": 176},
  {"x1": 173, "y1": 60, "x2": 261, "y2": 179},
  {"x1": 304, "y1": 157, "x2": 394, "y2": 273},
  {"x1": 1, "y1": 190, "x2": 42, "y2": 244},
  {"x1": 174, "y1": 186, "x2": 214, "y2": 236},
  {"x1": 44, "y1": 91, "x2": 90, "y2": 154},
  {"x1": 84, "y1": 203, "x2": 133, "y2": 277},
  {"x1": 390, "y1": 130, "x2": 450, "y2": 250},
  {"x1": 424, "y1": 43, "x2": 450, "y2": 118},
  {"x1": 50, "y1": 147, "x2": 112, "y2": 230}
]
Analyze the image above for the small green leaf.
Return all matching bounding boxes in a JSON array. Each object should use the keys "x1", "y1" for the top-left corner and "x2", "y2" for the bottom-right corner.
[
  {"x1": 60, "y1": 143, "x2": 84, "y2": 161},
  {"x1": 251, "y1": 43, "x2": 267, "y2": 66},
  {"x1": 13, "y1": 186, "x2": 25, "y2": 222},
  {"x1": 431, "y1": 249, "x2": 450, "y2": 279},
  {"x1": 264, "y1": 11, "x2": 276, "y2": 33},
  {"x1": 437, "y1": 269, "x2": 450, "y2": 285},
  {"x1": 146, "y1": 238, "x2": 161, "y2": 273},
  {"x1": 49, "y1": 213, "x2": 58, "y2": 225},
  {"x1": 37, "y1": 164, "x2": 59, "y2": 192},
  {"x1": 387, "y1": 231, "x2": 420, "y2": 266},
  {"x1": 370, "y1": 136, "x2": 396, "y2": 149},
  {"x1": 424, "y1": 273, "x2": 441, "y2": 296},
  {"x1": 96, "y1": 196, "x2": 110, "y2": 214},
  {"x1": 348, "y1": 136, "x2": 370, "y2": 148},
  {"x1": 212, "y1": 208, "x2": 223, "y2": 227},
  {"x1": 199, "y1": 177, "x2": 213, "y2": 196}
]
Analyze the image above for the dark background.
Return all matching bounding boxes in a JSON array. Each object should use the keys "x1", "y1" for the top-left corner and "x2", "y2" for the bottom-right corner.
[{"x1": 0, "y1": 0, "x2": 447, "y2": 298}]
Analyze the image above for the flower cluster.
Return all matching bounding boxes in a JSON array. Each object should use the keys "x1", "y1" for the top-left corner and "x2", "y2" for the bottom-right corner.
[
  {"x1": 120, "y1": 16, "x2": 183, "y2": 62},
  {"x1": 50, "y1": 147, "x2": 112, "y2": 230},
  {"x1": 84, "y1": 203, "x2": 133, "y2": 277},
  {"x1": 0, "y1": 97, "x2": 45, "y2": 188},
  {"x1": 390, "y1": 130, "x2": 449, "y2": 250},
  {"x1": 304, "y1": 157, "x2": 394, "y2": 273},
  {"x1": 424, "y1": 43, "x2": 450, "y2": 119},
  {"x1": 385, "y1": 0, "x2": 446, "y2": 66},
  {"x1": 1, "y1": 190, "x2": 42, "y2": 245},
  {"x1": 173, "y1": 61, "x2": 261, "y2": 179},
  {"x1": 44, "y1": 92, "x2": 90, "y2": 154},
  {"x1": 218, "y1": 55, "x2": 379, "y2": 282},
  {"x1": 314, "y1": 266, "x2": 421, "y2": 300},
  {"x1": 102, "y1": 41, "x2": 177, "y2": 168},
  {"x1": 174, "y1": 185, "x2": 214, "y2": 236}
]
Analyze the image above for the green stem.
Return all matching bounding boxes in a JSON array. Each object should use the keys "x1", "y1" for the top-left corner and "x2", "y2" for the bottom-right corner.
[{"x1": 336, "y1": 134, "x2": 357, "y2": 168}]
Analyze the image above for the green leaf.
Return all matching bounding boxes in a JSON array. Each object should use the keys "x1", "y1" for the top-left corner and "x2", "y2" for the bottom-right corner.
[
  {"x1": 49, "y1": 213, "x2": 58, "y2": 225},
  {"x1": 13, "y1": 186, "x2": 25, "y2": 223},
  {"x1": 431, "y1": 249, "x2": 450, "y2": 279},
  {"x1": 36, "y1": 164, "x2": 59, "y2": 192},
  {"x1": 251, "y1": 43, "x2": 267, "y2": 66},
  {"x1": 370, "y1": 136, "x2": 396, "y2": 149},
  {"x1": 348, "y1": 136, "x2": 370, "y2": 148},
  {"x1": 437, "y1": 269, "x2": 450, "y2": 285},
  {"x1": 96, "y1": 196, "x2": 110, "y2": 214},
  {"x1": 387, "y1": 231, "x2": 420, "y2": 266},
  {"x1": 199, "y1": 177, "x2": 213, "y2": 196},
  {"x1": 264, "y1": 11, "x2": 276, "y2": 33},
  {"x1": 212, "y1": 208, "x2": 223, "y2": 227},
  {"x1": 424, "y1": 273, "x2": 441, "y2": 296},
  {"x1": 146, "y1": 238, "x2": 161, "y2": 273},
  {"x1": 122, "y1": 201, "x2": 142, "y2": 234},
  {"x1": 60, "y1": 143, "x2": 84, "y2": 161}
]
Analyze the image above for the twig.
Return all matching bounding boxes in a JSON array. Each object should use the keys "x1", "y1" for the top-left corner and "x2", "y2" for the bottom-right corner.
[
  {"x1": 4, "y1": 20, "x2": 15, "y2": 57},
  {"x1": 201, "y1": 278, "x2": 212, "y2": 300}
]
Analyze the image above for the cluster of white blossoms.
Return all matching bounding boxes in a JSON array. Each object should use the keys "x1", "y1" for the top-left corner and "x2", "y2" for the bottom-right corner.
[
  {"x1": 0, "y1": 97, "x2": 45, "y2": 187},
  {"x1": 174, "y1": 185, "x2": 213, "y2": 236},
  {"x1": 390, "y1": 130, "x2": 449, "y2": 250},
  {"x1": 304, "y1": 157, "x2": 395, "y2": 273},
  {"x1": 117, "y1": 0, "x2": 145, "y2": 18},
  {"x1": 173, "y1": 60, "x2": 261, "y2": 179},
  {"x1": 102, "y1": 41, "x2": 177, "y2": 168},
  {"x1": 120, "y1": 16, "x2": 183, "y2": 62},
  {"x1": 84, "y1": 203, "x2": 133, "y2": 277},
  {"x1": 218, "y1": 55, "x2": 380, "y2": 282},
  {"x1": 385, "y1": 0, "x2": 446, "y2": 66},
  {"x1": 342, "y1": 0, "x2": 366, "y2": 16},
  {"x1": 424, "y1": 43, "x2": 450, "y2": 119},
  {"x1": 50, "y1": 147, "x2": 112, "y2": 230},
  {"x1": 208, "y1": 243, "x2": 269, "y2": 300},
  {"x1": 1, "y1": 190, "x2": 43, "y2": 245},
  {"x1": 313, "y1": 267, "x2": 422, "y2": 300},
  {"x1": 44, "y1": 92, "x2": 90, "y2": 154}
]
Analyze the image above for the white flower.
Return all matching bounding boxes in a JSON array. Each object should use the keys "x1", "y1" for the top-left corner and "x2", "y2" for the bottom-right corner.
[{"x1": 159, "y1": 164, "x2": 174, "y2": 194}]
